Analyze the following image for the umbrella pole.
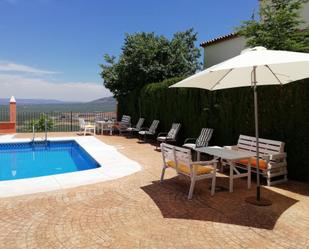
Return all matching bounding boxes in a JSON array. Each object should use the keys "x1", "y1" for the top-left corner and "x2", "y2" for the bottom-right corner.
[
  {"x1": 253, "y1": 77, "x2": 261, "y2": 201},
  {"x1": 246, "y1": 66, "x2": 272, "y2": 206}
]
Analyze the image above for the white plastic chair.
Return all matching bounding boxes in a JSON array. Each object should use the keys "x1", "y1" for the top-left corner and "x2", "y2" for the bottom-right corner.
[{"x1": 79, "y1": 118, "x2": 95, "y2": 136}]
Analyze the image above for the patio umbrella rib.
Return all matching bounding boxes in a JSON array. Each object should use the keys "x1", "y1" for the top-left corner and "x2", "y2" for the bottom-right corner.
[
  {"x1": 265, "y1": 65, "x2": 284, "y2": 85},
  {"x1": 210, "y1": 68, "x2": 234, "y2": 90}
]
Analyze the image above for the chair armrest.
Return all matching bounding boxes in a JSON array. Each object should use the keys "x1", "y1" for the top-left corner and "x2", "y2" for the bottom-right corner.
[
  {"x1": 184, "y1": 138, "x2": 197, "y2": 144},
  {"x1": 191, "y1": 160, "x2": 219, "y2": 165},
  {"x1": 224, "y1": 145, "x2": 238, "y2": 150},
  {"x1": 139, "y1": 127, "x2": 148, "y2": 131},
  {"x1": 157, "y1": 132, "x2": 168, "y2": 137},
  {"x1": 263, "y1": 152, "x2": 286, "y2": 161}
]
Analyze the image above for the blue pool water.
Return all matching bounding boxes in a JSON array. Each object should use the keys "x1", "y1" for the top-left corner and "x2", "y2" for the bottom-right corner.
[{"x1": 0, "y1": 140, "x2": 100, "y2": 181}]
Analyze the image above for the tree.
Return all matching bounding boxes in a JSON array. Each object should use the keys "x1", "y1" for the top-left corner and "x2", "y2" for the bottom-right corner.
[
  {"x1": 237, "y1": 0, "x2": 309, "y2": 52},
  {"x1": 100, "y1": 29, "x2": 201, "y2": 97}
]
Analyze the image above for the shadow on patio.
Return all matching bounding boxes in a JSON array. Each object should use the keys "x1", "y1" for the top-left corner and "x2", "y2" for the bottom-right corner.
[
  {"x1": 141, "y1": 176, "x2": 298, "y2": 230},
  {"x1": 273, "y1": 180, "x2": 309, "y2": 196}
]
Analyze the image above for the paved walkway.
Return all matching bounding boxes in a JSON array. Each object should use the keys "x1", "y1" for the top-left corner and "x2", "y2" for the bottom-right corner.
[{"x1": 0, "y1": 133, "x2": 308, "y2": 249}]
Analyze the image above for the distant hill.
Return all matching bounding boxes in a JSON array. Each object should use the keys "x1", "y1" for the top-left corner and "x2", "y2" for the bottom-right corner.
[
  {"x1": 89, "y1": 96, "x2": 116, "y2": 105},
  {"x1": 0, "y1": 97, "x2": 116, "y2": 105},
  {"x1": 0, "y1": 98, "x2": 75, "y2": 105},
  {"x1": 0, "y1": 96, "x2": 116, "y2": 113}
]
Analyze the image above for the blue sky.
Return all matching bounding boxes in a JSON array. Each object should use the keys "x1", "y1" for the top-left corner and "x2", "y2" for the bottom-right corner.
[{"x1": 0, "y1": 0, "x2": 258, "y2": 101}]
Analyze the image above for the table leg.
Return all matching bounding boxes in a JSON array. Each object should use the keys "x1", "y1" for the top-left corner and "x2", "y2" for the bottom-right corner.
[
  {"x1": 197, "y1": 151, "x2": 201, "y2": 161},
  {"x1": 229, "y1": 161, "x2": 234, "y2": 193},
  {"x1": 247, "y1": 162, "x2": 251, "y2": 189}
]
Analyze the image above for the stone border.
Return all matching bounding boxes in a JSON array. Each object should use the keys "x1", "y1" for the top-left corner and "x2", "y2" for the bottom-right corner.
[{"x1": 0, "y1": 136, "x2": 141, "y2": 197}]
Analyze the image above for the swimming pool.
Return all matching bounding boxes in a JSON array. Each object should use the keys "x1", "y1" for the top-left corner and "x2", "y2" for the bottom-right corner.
[{"x1": 0, "y1": 140, "x2": 100, "y2": 181}]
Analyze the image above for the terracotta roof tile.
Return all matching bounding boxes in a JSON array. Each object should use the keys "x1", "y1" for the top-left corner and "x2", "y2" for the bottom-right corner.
[{"x1": 200, "y1": 32, "x2": 239, "y2": 47}]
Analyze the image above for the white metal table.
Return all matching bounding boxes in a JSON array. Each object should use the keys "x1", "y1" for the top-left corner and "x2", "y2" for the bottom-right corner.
[
  {"x1": 95, "y1": 121, "x2": 114, "y2": 135},
  {"x1": 195, "y1": 146, "x2": 255, "y2": 192}
]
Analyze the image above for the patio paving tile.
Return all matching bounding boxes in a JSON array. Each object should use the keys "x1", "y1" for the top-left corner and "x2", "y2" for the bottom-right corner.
[{"x1": 0, "y1": 132, "x2": 308, "y2": 248}]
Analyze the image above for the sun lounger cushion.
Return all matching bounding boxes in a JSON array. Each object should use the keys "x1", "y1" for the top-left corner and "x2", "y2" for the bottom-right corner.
[
  {"x1": 127, "y1": 127, "x2": 139, "y2": 131},
  {"x1": 182, "y1": 143, "x2": 196, "y2": 149},
  {"x1": 166, "y1": 161, "x2": 213, "y2": 175},
  {"x1": 139, "y1": 131, "x2": 154, "y2": 135},
  {"x1": 157, "y1": 136, "x2": 168, "y2": 141}
]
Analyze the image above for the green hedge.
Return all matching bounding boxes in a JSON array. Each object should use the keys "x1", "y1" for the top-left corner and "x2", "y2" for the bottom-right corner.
[{"x1": 118, "y1": 77, "x2": 309, "y2": 182}]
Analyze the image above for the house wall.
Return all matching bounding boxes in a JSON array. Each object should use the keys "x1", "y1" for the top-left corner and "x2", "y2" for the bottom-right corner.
[
  {"x1": 300, "y1": 2, "x2": 309, "y2": 28},
  {"x1": 202, "y1": 1, "x2": 309, "y2": 68},
  {"x1": 260, "y1": 0, "x2": 309, "y2": 27},
  {"x1": 203, "y1": 36, "x2": 246, "y2": 68}
]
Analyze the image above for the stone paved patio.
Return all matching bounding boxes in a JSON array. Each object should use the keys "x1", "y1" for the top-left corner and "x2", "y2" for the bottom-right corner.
[{"x1": 0, "y1": 132, "x2": 308, "y2": 249}]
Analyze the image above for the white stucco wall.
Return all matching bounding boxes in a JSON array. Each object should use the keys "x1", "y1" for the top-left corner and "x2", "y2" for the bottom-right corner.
[
  {"x1": 203, "y1": 36, "x2": 247, "y2": 68},
  {"x1": 260, "y1": 0, "x2": 309, "y2": 27},
  {"x1": 203, "y1": 2, "x2": 309, "y2": 69},
  {"x1": 300, "y1": 2, "x2": 309, "y2": 28}
]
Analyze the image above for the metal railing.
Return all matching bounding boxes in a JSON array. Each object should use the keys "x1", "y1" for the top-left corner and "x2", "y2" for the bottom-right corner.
[
  {"x1": 0, "y1": 111, "x2": 117, "y2": 133},
  {"x1": 0, "y1": 107, "x2": 9, "y2": 122}
]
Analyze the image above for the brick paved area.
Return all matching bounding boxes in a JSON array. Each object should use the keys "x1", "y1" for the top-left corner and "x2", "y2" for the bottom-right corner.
[{"x1": 0, "y1": 133, "x2": 308, "y2": 249}]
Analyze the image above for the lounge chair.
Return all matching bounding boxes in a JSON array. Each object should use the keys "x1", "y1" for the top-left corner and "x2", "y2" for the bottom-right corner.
[
  {"x1": 183, "y1": 128, "x2": 214, "y2": 149},
  {"x1": 125, "y1": 118, "x2": 145, "y2": 136},
  {"x1": 160, "y1": 143, "x2": 217, "y2": 199},
  {"x1": 116, "y1": 115, "x2": 131, "y2": 135},
  {"x1": 79, "y1": 118, "x2": 95, "y2": 136},
  {"x1": 156, "y1": 123, "x2": 181, "y2": 150},
  {"x1": 138, "y1": 120, "x2": 160, "y2": 142}
]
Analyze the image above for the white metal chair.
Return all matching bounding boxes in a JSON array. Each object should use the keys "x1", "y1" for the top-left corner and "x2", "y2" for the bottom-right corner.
[
  {"x1": 160, "y1": 143, "x2": 217, "y2": 199},
  {"x1": 78, "y1": 118, "x2": 95, "y2": 136},
  {"x1": 156, "y1": 123, "x2": 181, "y2": 149}
]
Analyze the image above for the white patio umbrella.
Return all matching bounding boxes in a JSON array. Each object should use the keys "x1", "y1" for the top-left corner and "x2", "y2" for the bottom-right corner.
[{"x1": 170, "y1": 46, "x2": 309, "y2": 205}]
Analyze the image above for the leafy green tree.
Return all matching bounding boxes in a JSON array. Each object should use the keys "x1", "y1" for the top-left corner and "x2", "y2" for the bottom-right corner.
[
  {"x1": 237, "y1": 0, "x2": 309, "y2": 52},
  {"x1": 28, "y1": 114, "x2": 53, "y2": 132},
  {"x1": 100, "y1": 29, "x2": 201, "y2": 97}
]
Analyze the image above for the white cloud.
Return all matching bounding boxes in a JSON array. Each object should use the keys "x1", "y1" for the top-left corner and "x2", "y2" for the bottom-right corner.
[
  {"x1": 0, "y1": 74, "x2": 112, "y2": 102},
  {"x1": 0, "y1": 62, "x2": 58, "y2": 75}
]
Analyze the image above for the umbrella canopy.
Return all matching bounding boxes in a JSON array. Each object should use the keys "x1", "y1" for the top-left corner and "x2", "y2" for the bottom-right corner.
[
  {"x1": 171, "y1": 46, "x2": 309, "y2": 90},
  {"x1": 170, "y1": 46, "x2": 309, "y2": 205}
]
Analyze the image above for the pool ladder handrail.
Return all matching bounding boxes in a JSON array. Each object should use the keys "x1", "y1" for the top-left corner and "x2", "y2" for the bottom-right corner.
[
  {"x1": 32, "y1": 125, "x2": 35, "y2": 142},
  {"x1": 31, "y1": 119, "x2": 47, "y2": 142},
  {"x1": 44, "y1": 118, "x2": 47, "y2": 142}
]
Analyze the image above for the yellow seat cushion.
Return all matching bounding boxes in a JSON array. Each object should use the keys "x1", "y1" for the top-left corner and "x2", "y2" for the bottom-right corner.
[
  {"x1": 166, "y1": 161, "x2": 213, "y2": 175},
  {"x1": 236, "y1": 157, "x2": 267, "y2": 170}
]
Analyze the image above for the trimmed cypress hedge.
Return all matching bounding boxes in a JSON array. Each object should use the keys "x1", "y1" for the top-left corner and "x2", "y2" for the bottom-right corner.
[{"x1": 118, "y1": 77, "x2": 309, "y2": 182}]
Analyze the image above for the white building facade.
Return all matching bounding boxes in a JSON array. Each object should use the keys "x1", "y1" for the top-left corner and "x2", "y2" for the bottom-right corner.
[{"x1": 201, "y1": 0, "x2": 309, "y2": 68}]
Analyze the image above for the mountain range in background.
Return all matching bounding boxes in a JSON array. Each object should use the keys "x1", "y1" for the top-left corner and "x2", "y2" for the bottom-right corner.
[
  {"x1": 0, "y1": 96, "x2": 117, "y2": 113},
  {"x1": 0, "y1": 96, "x2": 116, "y2": 105},
  {"x1": 88, "y1": 96, "x2": 116, "y2": 105}
]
